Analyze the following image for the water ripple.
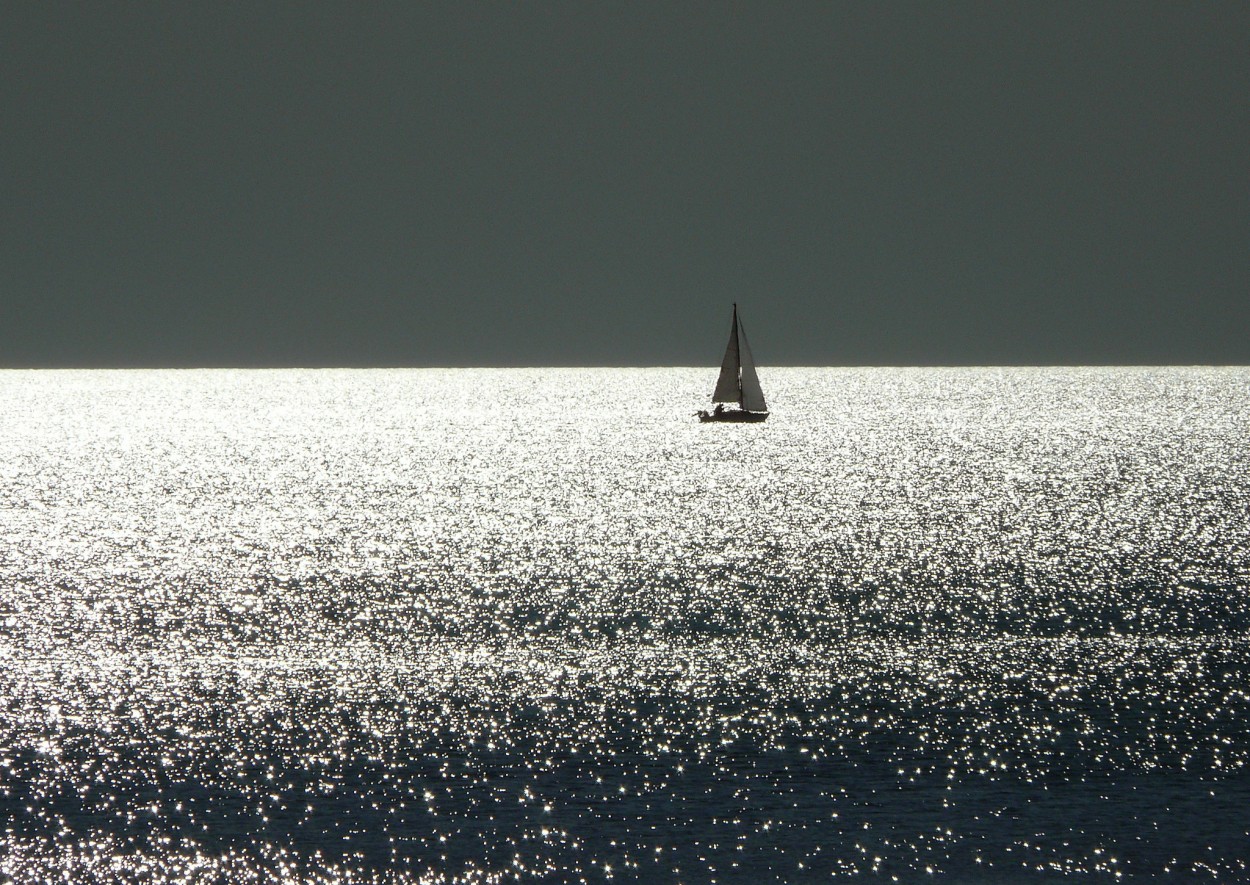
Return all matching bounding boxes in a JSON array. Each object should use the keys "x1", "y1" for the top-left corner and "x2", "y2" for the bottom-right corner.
[{"x1": 1, "y1": 367, "x2": 1248, "y2": 881}]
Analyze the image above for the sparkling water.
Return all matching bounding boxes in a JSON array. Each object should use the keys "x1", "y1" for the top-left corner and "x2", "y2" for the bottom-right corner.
[{"x1": 1, "y1": 368, "x2": 1248, "y2": 881}]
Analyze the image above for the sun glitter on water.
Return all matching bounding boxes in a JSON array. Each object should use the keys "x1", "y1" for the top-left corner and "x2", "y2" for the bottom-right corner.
[{"x1": 1, "y1": 367, "x2": 1248, "y2": 882}]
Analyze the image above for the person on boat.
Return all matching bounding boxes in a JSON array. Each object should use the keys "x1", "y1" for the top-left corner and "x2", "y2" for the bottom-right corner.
[{"x1": 714, "y1": 404, "x2": 724, "y2": 416}]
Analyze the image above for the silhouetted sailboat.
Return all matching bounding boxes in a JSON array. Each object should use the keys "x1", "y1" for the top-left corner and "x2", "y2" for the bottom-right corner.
[{"x1": 697, "y1": 304, "x2": 769, "y2": 423}]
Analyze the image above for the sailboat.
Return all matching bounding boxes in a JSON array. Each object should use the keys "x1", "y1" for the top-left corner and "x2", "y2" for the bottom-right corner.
[{"x1": 697, "y1": 303, "x2": 769, "y2": 422}]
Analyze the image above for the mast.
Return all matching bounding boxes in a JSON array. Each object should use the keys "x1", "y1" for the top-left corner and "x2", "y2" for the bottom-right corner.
[{"x1": 711, "y1": 303, "x2": 742, "y2": 404}]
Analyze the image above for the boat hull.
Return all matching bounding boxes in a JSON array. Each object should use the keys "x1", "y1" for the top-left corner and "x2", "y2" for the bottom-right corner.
[{"x1": 697, "y1": 410, "x2": 769, "y2": 423}]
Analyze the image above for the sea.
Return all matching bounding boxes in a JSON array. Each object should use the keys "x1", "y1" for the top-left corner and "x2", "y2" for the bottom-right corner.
[{"x1": 1, "y1": 367, "x2": 1248, "y2": 883}]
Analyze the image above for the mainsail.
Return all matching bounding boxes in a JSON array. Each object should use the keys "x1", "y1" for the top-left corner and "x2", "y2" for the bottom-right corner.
[
  {"x1": 711, "y1": 304, "x2": 768, "y2": 412},
  {"x1": 712, "y1": 305, "x2": 742, "y2": 403}
]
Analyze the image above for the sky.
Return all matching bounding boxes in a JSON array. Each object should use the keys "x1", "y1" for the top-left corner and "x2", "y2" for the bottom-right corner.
[{"x1": 2, "y1": 2, "x2": 1247, "y2": 367}]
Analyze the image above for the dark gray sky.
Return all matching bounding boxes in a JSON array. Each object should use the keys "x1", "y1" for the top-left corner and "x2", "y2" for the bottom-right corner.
[{"x1": 3, "y1": 2, "x2": 1247, "y2": 366}]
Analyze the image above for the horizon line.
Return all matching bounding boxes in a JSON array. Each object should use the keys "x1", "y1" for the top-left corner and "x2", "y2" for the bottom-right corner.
[{"x1": 2, "y1": 363, "x2": 1248, "y2": 371}]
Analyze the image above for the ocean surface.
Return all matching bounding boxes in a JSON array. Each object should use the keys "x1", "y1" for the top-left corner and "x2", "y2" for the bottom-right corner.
[{"x1": 1, "y1": 367, "x2": 1248, "y2": 883}]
